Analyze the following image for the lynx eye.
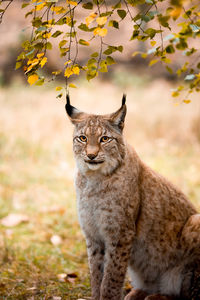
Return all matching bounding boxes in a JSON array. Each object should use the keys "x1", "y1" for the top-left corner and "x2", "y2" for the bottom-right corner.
[
  {"x1": 79, "y1": 135, "x2": 87, "y2": 143},
  {"x1": 100, "y1": 136, "x2": 110, "y2": 143}
]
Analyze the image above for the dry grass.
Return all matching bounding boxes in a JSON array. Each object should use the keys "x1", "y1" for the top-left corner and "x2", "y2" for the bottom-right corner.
[{"x1": 0, "y1": 76, "x2": 200, "y2": 299}]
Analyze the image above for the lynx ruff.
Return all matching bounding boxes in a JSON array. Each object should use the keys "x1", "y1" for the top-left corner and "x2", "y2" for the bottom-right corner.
[{"x1": 65, "y1": 94, "x2": 200, "y2": 300}]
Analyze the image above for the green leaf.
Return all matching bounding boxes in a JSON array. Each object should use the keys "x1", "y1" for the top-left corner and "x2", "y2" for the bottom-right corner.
[
  {"x1": 52, "y1": 30, "x2": 63, "y2": 38},
  {"x1": 78, "y1": 23, "x2": 93, "y2": 32},
  {"x1": 117, "y1": 9, "x2": 126, "y2": 20},
  {"x1": 145, "y1": 28, "x2": 157, "y2": 39},
  {"x1": 157, "y1": 14, "x2": 170, "y2": 29},
  {"x1": 118, "y1": 45, "x2": 123, "y2": 52},
  {"x1": 15, "y1": 61, "x2": 22, "y2": 70},
  {"x1": 59, "y1": 40, "x2": 67, "y2": 48},
  {"x1": 108, "y1": 20, "x2": 119, "y2": 29},
  {"x1": 166, "y1": 45, "x2": 175, "y2": 53},
  {"x1": 106, "y1": 56, "x2": 116, "y2": 65},
  {"x1": 91, "y1": 52, "x2": 99, "y2": 58},
  {"x1": 82, "y1": 2, "x2": 93, "y2": 9},
  {"x1": 46, "y1": 42, "x2": 52, "y2": 50},
  {"x1": 22, "y1": 3, "x2": 29, "y2": 8},
  {"x1": 79, "y1": 39, "x2": 90, "y2": 46},
  {"x1": 99, "y1": 60, "x2": 108, "y2": 73}
]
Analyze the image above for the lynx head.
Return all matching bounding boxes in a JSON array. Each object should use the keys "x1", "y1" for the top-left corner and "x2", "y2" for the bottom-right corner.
[{"x1": 65, "y1": 94, "x2": 127, "y2": 175}]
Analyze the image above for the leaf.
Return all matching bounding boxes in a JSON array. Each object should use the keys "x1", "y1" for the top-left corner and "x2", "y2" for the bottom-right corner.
[
  {"x1": 106, "y1": 56, "x2": 116, "y2": 65},
  {"x1": 149, "y1": 59, "x2": 159, "y2": 67},
  {"x1": 170, "y1": 6, "x2": 182, "y2": 20},
  {"x1": 64, "y1": 67, "x2": 73, "y2": 78},
  {"x1": 96, "y1": 16, "x2": 107, "y2": 26},
  {"x1": 108, "y1": 20, "x2": 119, "y2": 29},
  {"x1": 50, "y1": 235, "x2": 62, "y2": 246},
  {"x1": 117, "y1": 9, "x2": 126, "y2": 20},
  {"x1": 79, "y1": 39, "x2": 90, "y2": 46},
  {"x1": 15, "y1": 61, "x2": 22, "y2": 70},
  {"x1": 93, "y1": 27, "x2": 107, "y2": 37},
  {"x1": 150, "y1": 41, "x2": 156, "y2": 46},
  {"x1": 28, "y1": 74, "x2": 39, "y2": 85},
  {"x1": 37, "y1": 52, "x2": 45, "y2": 58},
  {"x1": 72, "y1": 65, "x2": 80, "y2": 75},
  {"x1": 66, "y1": 0, "x2": 77, "y2": 6},
  {"x1": 166, "y1": 45, "x2": 175, "y2": 53},
  {"x1": 69, "y1": 83, "x2": 77, "y2": 88},
  {"x1": 52, "y1": 30, "x2": 63, "y2": 38},
  {"x1": 40, "y1": 57, "x2": 47, "y2": 68},
  {"x1": 86, "y1": 13, "x2": 97, "y2": 26},
  {"x1": 35, "y1": 2, "x2": 46, "y2": 11},
  {"x1": 56, "y1": 86, "x2": 62, "y2": 91},
  {"x1": 183, "y1": 99, "x2": 191, "y2": 104},
  {"x1": 91, "y1": 52, "x2": 98, "y2": 57},
  {"x1": 82, "y1": 2, "x2": 93, "y2": 9},
  {"x1": 1, "y1": 213, "x2": 29, "y2": 227}
]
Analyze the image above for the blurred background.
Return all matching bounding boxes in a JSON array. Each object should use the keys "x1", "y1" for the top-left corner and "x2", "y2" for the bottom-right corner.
[{"x1": 0, "y1": 1, "x2": 200, "y2": 299}]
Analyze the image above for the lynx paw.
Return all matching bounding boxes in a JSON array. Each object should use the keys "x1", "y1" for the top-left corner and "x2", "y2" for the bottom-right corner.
[{"x1": 124, "y1": 289, "x2": 148, "y2": 300}]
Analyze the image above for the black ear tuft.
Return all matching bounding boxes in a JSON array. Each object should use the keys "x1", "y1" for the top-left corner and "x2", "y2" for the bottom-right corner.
[
  {"x1": 122, "y1": 94, "x2": 126, "y2": 106},
  {"x1": 66, "y1": 93, "x2": 70, "y2": 106},
  {"x1": 65, "y1": 93, "x2": 74, "y2": 117}
]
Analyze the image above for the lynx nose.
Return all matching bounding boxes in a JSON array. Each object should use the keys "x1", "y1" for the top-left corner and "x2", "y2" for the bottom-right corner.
[{"x1": 87, "y1": 153, "x2": 97, "y2": 160}]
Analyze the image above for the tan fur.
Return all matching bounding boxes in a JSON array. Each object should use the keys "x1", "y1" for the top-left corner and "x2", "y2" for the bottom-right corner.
[{"x1": 66, "y1": 96, "x2": 200, "y2": 300}]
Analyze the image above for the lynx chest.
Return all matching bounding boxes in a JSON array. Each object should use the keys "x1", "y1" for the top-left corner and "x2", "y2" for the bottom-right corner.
[{"x1": 75, "y1": 172, "x2": 137, "y2": 243}]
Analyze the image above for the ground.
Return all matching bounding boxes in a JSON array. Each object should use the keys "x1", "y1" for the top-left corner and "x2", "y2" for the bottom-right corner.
[{"x1": 0, "y1": 75, "x2": 200, "y2": 299}]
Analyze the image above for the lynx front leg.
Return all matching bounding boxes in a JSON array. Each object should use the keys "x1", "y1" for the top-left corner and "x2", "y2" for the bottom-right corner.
[
  {"x1": 86, "y1": 239, "x2": 105, "y2": 300},
  {"x1": 100, "y1": 237, "x2": 133, "y2": 300}
]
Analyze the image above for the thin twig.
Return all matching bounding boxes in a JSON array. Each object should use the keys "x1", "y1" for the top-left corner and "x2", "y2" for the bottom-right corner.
[{"x1": 0, "y1": 0, "x2": 13, "y2": 24}]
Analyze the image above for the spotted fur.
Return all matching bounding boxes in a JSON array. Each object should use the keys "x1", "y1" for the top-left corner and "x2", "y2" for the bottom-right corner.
[{"x1": 66, "y1": 95, "x2": 200, "y2": 300}]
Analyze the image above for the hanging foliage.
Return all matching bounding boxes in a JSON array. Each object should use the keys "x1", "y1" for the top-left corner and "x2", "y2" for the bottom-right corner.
[{"x1": 1, "y1": 0, "x2": 200, "y2": 102}]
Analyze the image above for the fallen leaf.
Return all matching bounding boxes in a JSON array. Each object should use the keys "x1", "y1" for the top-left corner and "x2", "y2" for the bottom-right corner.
[
  {"x1": 1, "y1": 213, "x2": 29, "y2": 227},
  {"x1": 50, "y1": 235, "x2": 62, "y2": 246},
  {"x1": 57, "y1": 273, "x2": 67, "y2": 282},
  {"x1": 52, "y1": 297, "x2": 61, "y2": 300}
]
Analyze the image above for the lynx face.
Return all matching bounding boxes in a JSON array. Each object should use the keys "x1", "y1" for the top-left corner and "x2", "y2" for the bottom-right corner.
[{"x1": 66, "y1": 95, "x2": 127, "y2": 175}]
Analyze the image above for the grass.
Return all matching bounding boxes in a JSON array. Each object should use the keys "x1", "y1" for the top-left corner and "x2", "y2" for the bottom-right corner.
[{"x1": 0, "y1": 78, "x2": 200, "y2": 299}]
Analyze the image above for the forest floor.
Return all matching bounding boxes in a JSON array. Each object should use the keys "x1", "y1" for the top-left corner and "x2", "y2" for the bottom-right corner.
[{"x1": 0, "y1": 75, "x2": 200, "y2": 299}]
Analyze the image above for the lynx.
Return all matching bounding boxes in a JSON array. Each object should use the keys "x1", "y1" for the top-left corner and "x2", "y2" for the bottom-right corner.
[{"x1": 65, "y1": 94, "x2": 200, "y2": 300}]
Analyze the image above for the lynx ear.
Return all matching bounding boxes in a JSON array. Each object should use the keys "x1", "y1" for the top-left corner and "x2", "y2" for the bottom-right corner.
[
  {"x1": 65, "y1": 94, "x2": 84, "y2": 124},
  {"x1": 109, "y1": 94, "x2": 127, "y2": 131}
]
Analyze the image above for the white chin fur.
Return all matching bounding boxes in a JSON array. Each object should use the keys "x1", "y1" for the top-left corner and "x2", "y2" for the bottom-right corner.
[{"x1": 86, "y1": 163, "x2": 103, "y2": 171}]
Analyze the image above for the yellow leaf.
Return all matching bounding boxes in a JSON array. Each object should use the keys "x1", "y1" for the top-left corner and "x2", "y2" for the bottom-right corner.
[
  {"x1": 132, "y1": 51, "x2": 140, "y2": 57},
  {"x1": 64, "y1": 60, "x2": 72, "y2": 65},
  {"x1": 37, "y1": 53, "x2": 44, "y2": 58},
  {"x1": 40, "y1": 57, "x2": 47, "y2": 68},
  {"x1": 64, "y1": 67, "x2": 73, "y2": 78},
  {"x1": 69, "y1": 83, "x2": 77, "y2": 88},
  {"x1": 149, "y1": 59, "x2": 159, "y2": 67},
  {"x1": 150, "y1": 41, "x2": 156, "y2": 47},
  {"x1": 28, "y1": 74, "x2": 39, "y2": 85},
  {"x1": 72, "y1": 66, "x2": 80, "y2": 75},
  {"x1": 96, "y1": 16, "x2": 107, "y2": 26},
  {"x1": 173, "y1": 102, "x2": 180, "y2": 106},
  {"x1": 86, "y1": 13, "x2": 97, "y2": 27},
  {"x1": 170, "y1": 7, "x2": 182, "y2": 19},
  {"x1": 43, "y1": 32, "x2": 51, "y2": 39},
  {"x1": 52, "y1": 70, "x2": 62, "y2": 75},
  {"x1": 183, "y1": 99, "x2": 191, "y2": 104},
  {"x1": 35, "y1": 2, "x2": 46, "y2": 11},
  {"x1": 56, "y1": 86, "x2": 62, "y2": 91},
  {"x1": 93, "y1": 27, "x2": 107, "y2": 37},
  {"x1": 51, "y1": 6, "x2": 66, "y2": 14},
  {"x1": 66, "y1": 16, "x2": 71, "y2": 24},
  {"x1": 66, "y1": 0, "x2": 77, "y2": 6}
]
